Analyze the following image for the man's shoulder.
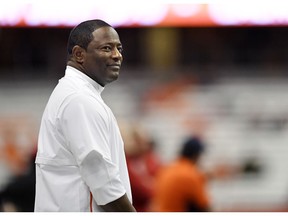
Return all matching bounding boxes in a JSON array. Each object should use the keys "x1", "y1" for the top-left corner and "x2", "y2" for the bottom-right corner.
[{"x1": 51, "y1": 76, "x2": 93, "y2": 100}]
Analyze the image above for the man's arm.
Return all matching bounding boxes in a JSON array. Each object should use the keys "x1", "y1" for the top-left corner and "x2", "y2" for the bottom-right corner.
[{"x1": 100, "y1": 194, "x2": 136, "y2": 212}]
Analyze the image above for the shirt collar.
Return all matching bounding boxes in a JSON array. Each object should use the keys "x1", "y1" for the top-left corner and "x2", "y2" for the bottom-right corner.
[{"x1": 65, "y1": 66, "x2": 105, "y2": 94}]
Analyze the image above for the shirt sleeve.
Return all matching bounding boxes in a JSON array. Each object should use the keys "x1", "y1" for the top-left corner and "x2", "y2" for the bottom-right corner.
[{"x1": 60, "y1": 94, "x2": 126, "y2": 205}]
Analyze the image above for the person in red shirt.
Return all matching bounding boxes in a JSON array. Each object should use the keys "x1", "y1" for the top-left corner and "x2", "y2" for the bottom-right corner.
[
  {"x1": 124, "y1": 125, "x2": 162, "y2": 212},
  {"x1": 151, "y1": 136, "x2": 210, "y2": 212}
]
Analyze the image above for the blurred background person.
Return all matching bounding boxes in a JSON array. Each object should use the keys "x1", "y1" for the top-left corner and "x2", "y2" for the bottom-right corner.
[
  {"x1": 0, "y1": 151, "x2": 36, "y2": 212},
  {"x1": 0, "y1": 117, "x2": 37, "y2": 212},
  {"x1": 151, "y1": 136, "x2": 210, "y2": 212},
  {"x1": 122, "y1": 123, "x2": 162, "y2": 212}
]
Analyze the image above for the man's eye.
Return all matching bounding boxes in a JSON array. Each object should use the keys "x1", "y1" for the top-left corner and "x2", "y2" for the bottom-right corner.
[{"x1": 102, "y1": 46, "x2": 111, "y2": 51}]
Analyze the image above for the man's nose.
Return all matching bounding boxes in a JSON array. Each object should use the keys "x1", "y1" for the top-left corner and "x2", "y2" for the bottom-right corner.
[{"x1": 111, "y1": 48, "x2": 122, "y2": 59}]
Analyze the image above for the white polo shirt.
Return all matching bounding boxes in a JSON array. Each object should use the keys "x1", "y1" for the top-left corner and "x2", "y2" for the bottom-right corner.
[{"x1": 34, "y1": 66, "x2": 132, "y2": 212}]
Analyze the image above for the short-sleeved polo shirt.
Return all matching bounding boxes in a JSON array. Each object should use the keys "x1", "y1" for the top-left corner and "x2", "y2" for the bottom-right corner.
[{"x1": 34, "y1": 66, "x2": 132, "y2": 212}]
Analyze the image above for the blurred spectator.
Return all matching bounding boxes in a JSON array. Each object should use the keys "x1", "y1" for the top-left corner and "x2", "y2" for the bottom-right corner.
[
  {"x1": 0, "y1": 149, "x2": 36, "y2": 212},
  {"x1": 124, "y1": 124, "x2": 162, "y2": 212},
  {"x1": 0, "y1": 117, "x2": 37, "y2": 211},
  {"x1": 151, "y1": 136, "x2": 210, "y2": 212}
]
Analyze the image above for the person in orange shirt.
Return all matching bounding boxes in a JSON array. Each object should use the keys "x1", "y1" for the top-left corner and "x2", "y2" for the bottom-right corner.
[{"x1": 151, "y1": 136, "x2": 210, "y2": 212}]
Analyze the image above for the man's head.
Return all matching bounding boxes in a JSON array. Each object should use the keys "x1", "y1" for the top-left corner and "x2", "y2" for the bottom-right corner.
[
  {"x1": 180, "y1": 136, "x2": 205, "y2": 162},
  {"x1": 67, "y1": 19, "x2": 123, "y2": 86}
]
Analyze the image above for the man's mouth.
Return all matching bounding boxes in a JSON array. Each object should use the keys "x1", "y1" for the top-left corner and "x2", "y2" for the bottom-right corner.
[{"x1": 108, "y1": 64, "x2": 121, "y2": 70}]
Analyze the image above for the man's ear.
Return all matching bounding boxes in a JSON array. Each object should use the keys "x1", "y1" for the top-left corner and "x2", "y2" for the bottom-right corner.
[{"x1": 72, "y1": 45, "x2": 85, "y2": 64}]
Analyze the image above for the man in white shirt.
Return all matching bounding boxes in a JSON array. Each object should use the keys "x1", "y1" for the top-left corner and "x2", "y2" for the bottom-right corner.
[{"x1": 34, "y1": 19, "x2": 136, "y2": 212}]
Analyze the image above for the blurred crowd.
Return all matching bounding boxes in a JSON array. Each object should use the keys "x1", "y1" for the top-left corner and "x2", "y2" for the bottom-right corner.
[{"x1": 0, "y1": 116, "x2": 37, "y2": 211}]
